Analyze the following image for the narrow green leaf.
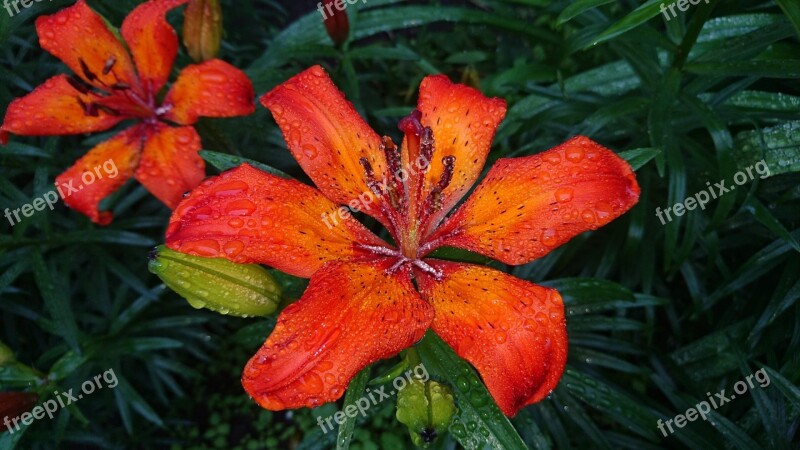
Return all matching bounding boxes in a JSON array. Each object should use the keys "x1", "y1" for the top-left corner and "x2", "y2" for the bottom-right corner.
[
  {"x1": 336, "y1": 367, "x2": 371, "y2": 450},
  {"x1": 588, "y1": 0, "x2": 664, "y2": 47},
  {"x1": 416, "y1": 332, "x2": 527, "y2": 450},
  {"x1": 200, "y1": 150, "x2": 290, "y2": 178},
  {"x1": 618, "y1": 148, "x2": 661, "y2": 171},
  {"x1": 557, "y1": 0, "x2": 615, "y2": 26},
  {"x1": 776, "y1": 0, "x2": 800, "y2": 39}
]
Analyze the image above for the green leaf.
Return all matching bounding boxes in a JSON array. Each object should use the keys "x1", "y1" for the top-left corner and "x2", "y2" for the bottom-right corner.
[
  {"x1": 31, "y1": 252, "x2": 80, "y2": 352},
  {"x1": 734, "y1": 121, "x2": 800, "y2": 175},
  {"x1": 336, "y1": 367, "x2": 371, "y2": 450},
  {"x1": 557, "y1": 0, "x2": 615, "y2": 26},
  {"x1": 618, "y1": 148, "x2": 661, "y2": 171},
  {"x1": 775, "y1": 0, "x2": 800, "y2": 39},
  {"x1": 588, "y1": 0, "x2": 664, "y2": 47},
  {"x1": 684, "y1": 60, "x2": 800, "y2": 78},
  {"x1": 200, "y1": 150, "x2": 290, "y2": 178},
  {"x1": 416, "y1": 332, "x2": 527, "y2": 450}
]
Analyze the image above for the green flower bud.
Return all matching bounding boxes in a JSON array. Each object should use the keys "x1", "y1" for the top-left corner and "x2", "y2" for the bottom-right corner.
[
  {"x1": 0, "y1": 341, "x2": 15, "y2": 365},
  {"x1": 183, "y1": 0, "x2": 222, "y2": 62},
  {"x1": 148, "y1": 245, "x2": 281, "y2": 318},
  {"x1": 396, "y1": 378, "x2": 457, "y2": 448}
]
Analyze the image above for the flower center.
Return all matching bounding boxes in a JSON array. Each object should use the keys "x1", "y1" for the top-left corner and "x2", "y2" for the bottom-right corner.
[
  {"x1": 358, "y1": 110, "x2": 456, "y2": 259},
  {"x1": 70, "y1": 55, "x2": 164, "y2": 121},
  {"x1": 356, "y1": 244, "x2": 444, "y2": 280}
]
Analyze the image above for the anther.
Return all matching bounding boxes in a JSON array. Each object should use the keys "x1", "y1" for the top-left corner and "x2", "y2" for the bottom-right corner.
[
  {"x1": 110, "y1": 83, "x2": 131, "y2": 91},
  {"x1": 66, "y1": 75, "x2": 92, "y2": 95},
  {"x1": 79, "y1": 58, "x2": 97, "y2": 82},
  {"x1": 102, "y1": 55, "x2": 117, "y2": 75},
  {"x1": 359, "y1": 157, "x2": 383, "y2": 197},
  {"x1": 76, "y1": 97, "x2": 98, "y2": 117},
  {"x1": 419, "y1": 127, "x2": 434, "y2": 170},
  {"x1": 436, "y1": 156, "x2": 456, "y2": 191},
  {"x1": 95, "y1": 104, "x2": 121, "y2": 116}
]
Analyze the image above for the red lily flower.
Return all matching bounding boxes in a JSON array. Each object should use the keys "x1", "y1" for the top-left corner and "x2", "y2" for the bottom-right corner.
[
  {"x1": 0, "y1": 0, "x2": 254, "y2": 224},
  {"x1": 165, "y1": 66, "x2": 640, "y2": 416}
]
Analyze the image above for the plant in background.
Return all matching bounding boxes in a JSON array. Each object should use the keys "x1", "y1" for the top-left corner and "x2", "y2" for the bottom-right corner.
[
  {"x1": 183, "y1": 0, "x2": 223, "y2": 62},
  {"x1": 163, "y1": 64, "x2": 639, "y2": 440},
  {"x1": 0, "y1": 0, "x2": 254, "y2": 224}
]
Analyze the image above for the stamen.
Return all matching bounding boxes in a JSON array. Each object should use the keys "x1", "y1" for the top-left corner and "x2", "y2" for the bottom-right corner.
[
  {"x1": 422, "y1": 156, "x2": 456, "y2": 216},
  {"x1": 412, "y1": 259, "x2": 443, "y2": 281},
  {"x1": 359, "y1": 157, "x2": 383, "y2": 197},
  {"x1": 66, "y1": 75, "x2": 92, "y2": 95},
  {"x1": 79, "y1": 58, "x2": 97, "y2": 82},
  {"x1": 111, "y1": 83, "x2": 131, "y2": 91},
  {"x1": 356, "y1": 244, "x2": 401, "y2": 258},
  {"x1": 381, "y1": 136, "x2": 401, "y2": 182},
  {"x1": 76, "y1": 97, "x2": 98, "y2": 117},
  {"x1": 95, "y1": 104, "x2": 120, "y2": 116},
  {"x1": 419, "y1": 127, "x2": 434, "y2": 171},
  {"x1": 436, "y1": 156, "x2": 456, "y2": 191},
  {"x1": 102, "y1": 55, "x2": 117, "y2": 75}
]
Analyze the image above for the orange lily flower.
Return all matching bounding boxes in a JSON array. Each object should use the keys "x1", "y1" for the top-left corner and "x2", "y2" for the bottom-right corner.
[
  {"x1": 165, "y1": 66, "x2": 640, "y2": 416},
  {"x1": 0, "y1": 0, "x2": 255, "y2": 224}
]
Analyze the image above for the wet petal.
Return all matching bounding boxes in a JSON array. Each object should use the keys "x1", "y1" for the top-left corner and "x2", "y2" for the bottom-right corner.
[
  {"x1": 410, "y1": 75, "x2": 506, "y2": 232},
  {"x1": 134, "y1": 124, "x2": 205, "y2": 209},
  {"x1": 428, "y1": 136, "x2": 640, "y2": 265},
  {"x1": 260, "y1": 65, "x2": 391, "y2": 226},
  {"x1": 165, "y1": 163, "x2": 390, "y2": 278},
  {"x1": 35, "y1": 0, "x2": 138, "y2": 88},
  {"x1": 1, "y1": 75, "x2": 125, "y2": 143},
  {"x1": 416, "y1": 261, "x2": 567, "y2": 417},
  {"x1": 242, "y1": 260, "x2": 434, "y2": 410},
  {"x1": 56, "y1": 127, "x2": 143, "y2": 225},
  {"x1": 162, "y1": 59, "x2": 255, "y2": 125},
  {"x1": 121, "y1": 0, "x2": 189, "y2": 94}
]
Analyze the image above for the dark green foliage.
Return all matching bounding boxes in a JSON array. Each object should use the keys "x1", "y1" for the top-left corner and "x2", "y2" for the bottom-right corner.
[{"x1": 1, "y1": 0, "x2": 798, "y2": 449}]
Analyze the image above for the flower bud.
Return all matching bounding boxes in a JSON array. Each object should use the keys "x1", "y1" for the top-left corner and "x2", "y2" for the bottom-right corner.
[
  {"x1": 321, "y1": 0, "x2": 349, "y2": 47},
  {"x1": 183, "y1": 0, "x2": 222, "y2": 62},
  {"x1": 396, "y1": 378, "x2": 456, "y2": 448},
  {"x1": 148, "y1": 245, "x2": 281, "y2": 318},
  {"x1": 0, "y1": 392, "x2": 38, "y2": 427},
  {"x1": 0, "y1": 341, "x2": 14, "y2": 365}
]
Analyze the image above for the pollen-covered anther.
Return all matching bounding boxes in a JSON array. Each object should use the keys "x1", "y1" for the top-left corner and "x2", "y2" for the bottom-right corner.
[
  {"x1": 79, "y1": 58, "x2": 97, "y2": 82},
  {"x1": 423, "y1": 155, "x2": 456, "y2": 216},
  {"x1": 358, "y1": 157, "x2": 384, "y2": 197},
  {"x1": 66, "y1": 75, "x2": 92, "y2": 95},
  {"x1": 419, "y1": 127, "x2": 434, "y2": 171}
]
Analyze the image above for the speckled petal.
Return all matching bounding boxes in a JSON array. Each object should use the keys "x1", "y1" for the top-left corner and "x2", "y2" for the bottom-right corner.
[
  {"x1": 242, "y1": 260, "x2": 434, "y2": 410},
  {"x1": 165, "y1": 163, "x2": 390, "y2": 278},
  {"x1": 260, "y1": 65, "x2": 390, "y2": 227},
  {"x1": 121, "y1": 0, "x2": 189, "y2": 95},
  {"x1": 35, "y1": 0, "x2": 138, "y2": 89},
  {"x1": 416, "y1": 261, "x2": 567, "y2": 417},
  {"x1": 162, "y1": 59, "x2": 255, "y2": 125},
  {"x1": 55, "y1": 127, "x2": 143, "y2": 225},
  {"x1": 134, "y1": 124, "x2": 205, "y2": 209},
  {"x1": 410, "y1": 74, "x2": 507, "y2": 233},
  {"x1": 427, "y1": 136, "x2": 640, "y2": 265},
  {"x1": 0, "y1": 75, "x2": 125, "y2": 144}
]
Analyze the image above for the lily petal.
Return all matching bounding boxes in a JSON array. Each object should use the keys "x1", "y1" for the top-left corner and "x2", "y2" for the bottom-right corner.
[
  {"x1": 416, "y1": 261, "x2": 567, "y2": 417},
  {"x1": 121, "y1": 0, "x2": 189, "y2": 95},
  {"x1": 260, "y1": 66, "x2": 390, "y2": 226},
  {"x1": 165, "y1": 163, "x2": 390, "y2": 278},
  {"x1": 56, "y1": 127, "x2": 143, "y2": 225},
  {"x1": 428, "y1": 136, "x2": 640, "y2": 265},
  {"x1": 134, "y1": 124, "x2": 205, "y2": 209},
  {"x1": 413, "y1": 75, "x2": 506, "y2": 233},
  {"x1": 242, "y1": 260, "x2": 434, "y2": 410},
  {"x1": 1, "y1": 75, "x2": 125, "y2": 144},
  {"x1": 35, "y1": 0, "x2": 138, "y2": 89},
  {"x1": 162, "y1": 59, "x2": 255, "y2": 125}
]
